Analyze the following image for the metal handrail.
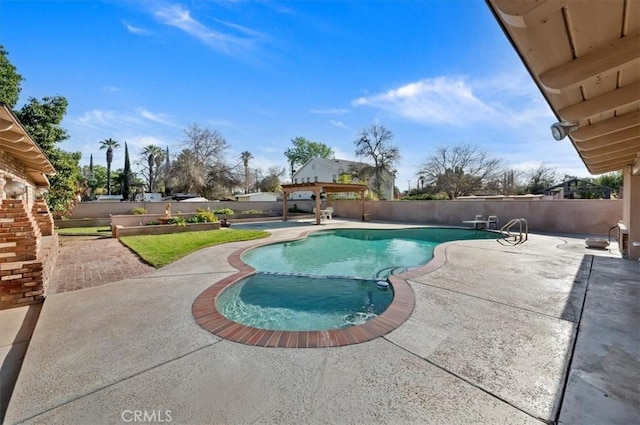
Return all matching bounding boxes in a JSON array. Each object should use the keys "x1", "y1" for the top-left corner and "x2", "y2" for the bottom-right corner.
[{"x1": 498, "y1": 218, "x2": 528, "y2": 245}]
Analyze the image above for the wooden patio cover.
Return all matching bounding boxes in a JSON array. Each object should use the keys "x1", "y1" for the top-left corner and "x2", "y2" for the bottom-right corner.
[{"x1": 281, "y1": 182, "x2": 368, "y2": 225}]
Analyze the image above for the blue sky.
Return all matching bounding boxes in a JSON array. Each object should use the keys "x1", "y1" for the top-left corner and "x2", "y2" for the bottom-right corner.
[{"x1": 2, "y1": 0, "x2": 591, "y2": 190}]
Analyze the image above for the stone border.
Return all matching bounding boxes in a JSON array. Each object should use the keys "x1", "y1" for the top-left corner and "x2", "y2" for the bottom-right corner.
[{"x1": 192, "y1": 228, "x2": 423, "y2": 348}]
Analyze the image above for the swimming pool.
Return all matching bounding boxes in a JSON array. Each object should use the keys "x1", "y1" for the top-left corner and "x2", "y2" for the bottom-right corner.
[
  {"x1": 241, "y1": 228, "x2": 497, "y2": 279},
  {"x1": 216, "y1": 273, "x2": 393, "y2": 331},
  {"x1": 216, "y1": 228, "x2": 497, "y2": 332}
]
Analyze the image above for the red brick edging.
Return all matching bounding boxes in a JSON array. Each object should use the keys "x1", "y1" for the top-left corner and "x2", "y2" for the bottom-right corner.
[{"x1": 191, "y1": 230, "x2": 437, "y2": 348}]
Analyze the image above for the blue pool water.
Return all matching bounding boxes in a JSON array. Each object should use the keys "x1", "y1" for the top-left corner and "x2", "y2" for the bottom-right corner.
[
  {"x1": 216, "y1": 273, "x2": 393, "y2": 331},
  {"x1": 217, "y1": 228, "x2": 497, "y2": 331},
  {"x1": 242, "y1": 228, "x2": 497, "y2": 279}
]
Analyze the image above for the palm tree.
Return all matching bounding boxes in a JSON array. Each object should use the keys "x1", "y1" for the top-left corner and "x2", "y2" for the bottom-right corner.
[
  {"x1": 142, "y1": 145, "x2": 164, "y2": 192},
  {"x1": 99, "y1": 138, "x2": 120, "y2": 195},
  {"x1": 240, "y1": 151, "x2": 253, "y2": 194}
]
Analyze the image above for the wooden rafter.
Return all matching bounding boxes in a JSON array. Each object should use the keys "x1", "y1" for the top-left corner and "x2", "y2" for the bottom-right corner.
[
  {"x1": 558, "y1": 81, "x2": 640, "y2": 122},
  {"x1": 539, "y1": 33, "x2": 640, "y2": 94}
]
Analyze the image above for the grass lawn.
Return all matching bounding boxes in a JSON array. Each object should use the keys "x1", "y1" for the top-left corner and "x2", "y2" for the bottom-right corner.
[
  {"x1": 57, "y1": 226, "x2": 111, "y2": 235},
  {"x1": 120, "y1": 229, "x2": 269, "y2": 268}
]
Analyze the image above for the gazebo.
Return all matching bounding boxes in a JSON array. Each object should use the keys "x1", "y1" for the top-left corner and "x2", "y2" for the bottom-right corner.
[{"x1": 281, "y1": 182, "x2": 369, "y2": 225}]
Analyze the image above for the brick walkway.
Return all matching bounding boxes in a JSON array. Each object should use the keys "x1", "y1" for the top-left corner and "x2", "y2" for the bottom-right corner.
[{"x1": 48, "y1": 237, "x2": 154, "y2": 294}]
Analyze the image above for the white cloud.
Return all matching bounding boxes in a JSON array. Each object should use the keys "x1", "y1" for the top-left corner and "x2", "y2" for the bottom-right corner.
[
  {"x1": 136, "y1": 107, "x2": 179, "y2": 128},
  {"x1": 70, "y1": 109, "x2": 142, "y2": 133},
  {"x1": 213, "y1": 18, "x2": 267, "y2": 39},
  {"x1": 64, "y1": 108, "x2": 182, "y2": 168},
  {"x1": 329, "y1": 120, "x2": 348, "y2": 129},
  {"x1": 353, "y1": 76, "x2": 497, "y2": 126},
  {"x1": 127, "y1": 135, "x2": 170, "y2": 151},
  {"x1": 69, "y1": 107, "x2": 179, "y2": 134},
  {"x1": 309, "y1": 108, "x2": 350, "y2": 114},
  {"x1": 352, "y1": 74, "x2": 555, "y2": 129},
  {"x1": 153, "y1": 3, "x2": 257, "y2": 53},
  {"x1": 123, "y1": 21, "x2": 151, "y2": 35},
  {"x1": 331, "y1": 146, "x2": 356, "y2": 162}
]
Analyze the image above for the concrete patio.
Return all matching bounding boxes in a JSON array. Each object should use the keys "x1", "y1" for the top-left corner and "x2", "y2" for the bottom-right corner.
[{"x1": 2, "y1": 219, "x2": 638, "y2": 424}]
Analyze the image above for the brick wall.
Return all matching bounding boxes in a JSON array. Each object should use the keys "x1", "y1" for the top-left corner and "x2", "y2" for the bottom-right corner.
[
  {"x1": 1, "y1": 147, "x2": 59, "y2": 308},
  {"x1": 32, "y1": 198, "x2": 54, "y2": 236},
  {"x1": 0, "y1": 198, "x2": 51, "y2": 309}
]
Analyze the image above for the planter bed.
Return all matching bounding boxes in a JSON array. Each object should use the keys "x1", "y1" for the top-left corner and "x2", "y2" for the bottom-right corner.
[
  {"x1": 113, "y1": 222, "x2": 221, "y2": 238},
  {"x1": 110, "y1": 212, "x2": 313, "y2": 239}
]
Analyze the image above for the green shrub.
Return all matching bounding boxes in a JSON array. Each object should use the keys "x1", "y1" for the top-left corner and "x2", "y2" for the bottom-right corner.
[
  {"x1": 146, "y1": 221, "x2": 159, "y2": 226},
  {"x1": 169, "y1": 216, "x2": 187, "y2": 227},
  {"x1": 213, "y1": 208, "x2": 234, "y2": 215},
  {"x1": 403, "y1": 193, "x2": 449, "y2": 200},
  {"x1": 131, "y1": 207, "x2": 147, "y2": 215},
  {"x1": 195, "y1": 208, "x2": 218, "y2": 223},
  {"x1": 288, "y1": 203, "x2": 302, "y2": 213},
  {"x1": 242, "y1": 210, "x2": 263, "y2": 214}
]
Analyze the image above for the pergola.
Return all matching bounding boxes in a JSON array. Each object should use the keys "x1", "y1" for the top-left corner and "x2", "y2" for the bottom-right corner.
[
  {"x1": 486, "y1": 0, "x2": 640, "y2": 260},
  {"x1": 281, "y1": 182, "x2": 369, "y2": 225}
]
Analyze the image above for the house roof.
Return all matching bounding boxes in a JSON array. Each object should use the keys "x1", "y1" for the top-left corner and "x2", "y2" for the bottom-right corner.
[
  {"x1": 235, "y1": 192, "x2": 278, "y2": 198},
  {"x1": 543, "y1": 177, "x2": 614, "y2": 192},
  {"x1": 486, "y1": 0, "x2": 640, "y2": 175},
  {"x1": 0, "y1": 103, "x2": 55, "y2": 186},
  {"x1": 293, "y1": 157, "x2": 367, "y2": 177}
]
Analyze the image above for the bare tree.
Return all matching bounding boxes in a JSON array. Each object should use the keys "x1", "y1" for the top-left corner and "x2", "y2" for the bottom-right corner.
[
  {"x1": 418, "y1": 144, "x2": 502, "y2": 199},
  {"x1": 172, "y1": 124, "x2": 230, "y2": 197},
  {"x1": 258, "y1": 166, "x2": 286, "y2": 192},
  {"x1": 523, "y1": 163, "x2": 558, "y2": 194},
  {"x1": 354, "y1": 124, "x2": 400, "y2": 199}
]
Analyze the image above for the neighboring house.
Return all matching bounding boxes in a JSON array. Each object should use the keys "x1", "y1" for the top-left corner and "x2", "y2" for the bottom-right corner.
[
  {"x1": 291, "y1": 157, "x2": 394, "y2": 200},
  {"x1": 0, "y1": 103, "x2": 57, "y2": 309},
  {"x1": 542, "y1": 178, "x2": 615, "y2": 199},
  {"x1": 235, "y1": 192, "x2": 279, "y2": 202}
]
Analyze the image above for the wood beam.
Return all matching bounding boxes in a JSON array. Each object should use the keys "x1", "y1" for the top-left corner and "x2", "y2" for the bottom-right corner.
[
  {"x1": 589, "y1": 151, "x2": 639, "y2": 166},
  {"x1": 0, "y1": 118, "x2": 14, "y2": 132},
  {"x1": 571, "y1": 110, "x2": 639, "y2": 141},
  {"x1": 579, "y1": 138, "x2": 640, "y2": 158},
  {"x1": 492, "y1": 0, "x2": 561, "y2": 28},
  {"x1": 0, "y1": 139, "x2": 38, "y2": 152},
  {"x1": 589, "y1": 157, "x2": 637, "y2": 174},
  {"x1": 574, "y1": 127, "x2": 640, "y2": 151},
  {"x1": 581, "y1": 145, "x2": 640, "y2": 163},
  {"x1": 0, "y1": 130, "x2": 26, "y2": 143},
  {"x1": 282, "y1": 193, "x2": 288, "y2": 222},
  {"x1": 539, "y1": 33, "x2": 640, "y2": 94},
  {"x1": 558, "y1": 81, "x2": 640, "y2": 122},
  {"x1": 314, "y1": 189, "x2": 321, "y2": 225}
]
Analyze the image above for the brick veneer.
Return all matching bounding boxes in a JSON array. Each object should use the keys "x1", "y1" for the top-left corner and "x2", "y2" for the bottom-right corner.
[
  {"x1": 31, "y1": 198, "x2": 54, "y2": 236},
  {"x1": 0, "y1": 198, "x2": 55, "y2": 309}
]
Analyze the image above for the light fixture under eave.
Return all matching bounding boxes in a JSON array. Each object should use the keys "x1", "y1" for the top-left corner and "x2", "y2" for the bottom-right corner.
[
  {"x1": 551, "y1": 121, "x2": 579, "y2": 141},
  {"x1": 35, "y1": 186, "x2": 49, "y2": 199},
  {"x1": 4, "y1": 180, "x2": 27, "y2": 199}
]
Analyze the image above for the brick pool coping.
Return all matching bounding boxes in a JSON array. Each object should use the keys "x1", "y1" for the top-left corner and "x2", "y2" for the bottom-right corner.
[{"x1": 192, "y1": 229, "x2": 451, "y2": 348}]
